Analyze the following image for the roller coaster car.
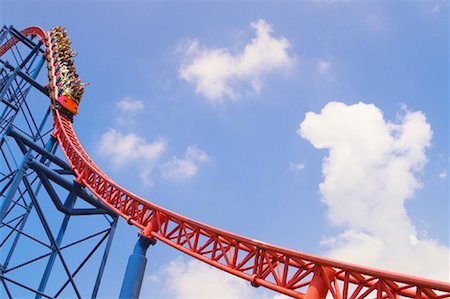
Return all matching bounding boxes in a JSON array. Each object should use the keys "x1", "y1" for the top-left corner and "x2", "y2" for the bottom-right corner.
[{"x1": 57, "y1": 93, "x2": 79, "y2": 115}]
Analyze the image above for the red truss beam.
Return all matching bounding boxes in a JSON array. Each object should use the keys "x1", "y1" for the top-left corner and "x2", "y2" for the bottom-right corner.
[{"x1": 2, "y1": 27, "x2": 449, "y2": 299}]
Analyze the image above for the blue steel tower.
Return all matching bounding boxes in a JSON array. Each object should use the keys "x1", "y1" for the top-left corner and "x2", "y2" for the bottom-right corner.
[{"x1": 0, "y1": 25, "x2": 118, "y2": 299}]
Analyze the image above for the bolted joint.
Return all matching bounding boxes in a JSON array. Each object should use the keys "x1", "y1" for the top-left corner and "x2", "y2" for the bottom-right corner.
[
  {"x1": 141, "y1": 211, "x2": 166, "y2": 238},
  {"x1": 126, "y1": 216, "x2": 135, "y2": 226},
  {"x1": 250, "y1": 274, "x2": 260, "y2": 288},
  {"x1": 24, "y1": 156, "x2": 33, "y2": 169},
  {"x1": 134, "y1": 234, "x2": 156, "y2": 253}
]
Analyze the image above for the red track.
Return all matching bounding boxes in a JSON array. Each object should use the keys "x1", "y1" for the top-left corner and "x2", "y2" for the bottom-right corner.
[{"x1": 2, "y1": 27, "x2": 449, "y2": 299}]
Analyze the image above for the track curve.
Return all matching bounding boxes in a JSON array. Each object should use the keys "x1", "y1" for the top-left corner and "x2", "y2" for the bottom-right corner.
[{"x1": 2, "y1": 27, "x2": 449, "y2": 299}]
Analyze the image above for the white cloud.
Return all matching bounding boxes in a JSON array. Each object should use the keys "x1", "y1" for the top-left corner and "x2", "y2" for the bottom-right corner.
[
  {"x1": 365, "y1": 14, "x2": 385, "y2": 31},
  {"x1": 431, "y1": 0, "x2": 448, "y2": 13},
  {"x1": 143, "y1": 257, "x2": 289, "y2": 298},
  {"x1": 144, "y1": 258, "x2": 259, "y2": 298},
  {"x1": 161, "y1": 145, "x2": 209, "y2": 181},
  {"x1": 99, "y1": 129, "x2": 167, "y2": 186},
  {"x1": 317, "y1": 60, "x2": 331, "y2": 75},
  {"x1": 179, "y1": 19, "x2": 294, "y2": 103},
  {"x1": 432, "y1": 4, "x2": 441, "y2": 12},
  {"x1": 439, "y1": 171, "x2": 447, "y2": 179},
  {"x1": 299, "y1": 101, "x2": 449, "y2": 281},
  {"x1": 99, "y1": 129, "x2": 166, "y2": 166},
  {"x1": 289, "y1": 162, "x2": 305, "y2": 171},
  {"x1": 115, "y1": 97, "x2": 145, "y2": 127},
  {"x1": 116, "y1": 97, "x2": 144, "y2": 112}
]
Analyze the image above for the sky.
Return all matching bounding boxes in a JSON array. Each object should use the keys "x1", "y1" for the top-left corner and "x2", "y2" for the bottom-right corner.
[{"x1": 1, "y1": 0, "x2": 449, "y2": 298}]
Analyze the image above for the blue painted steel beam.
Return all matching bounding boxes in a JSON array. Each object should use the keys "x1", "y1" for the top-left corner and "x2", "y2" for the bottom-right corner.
[
  {"x1": 0, "y1": 274, "x2": 53, "y2": 299},
  {"x1": 0, "y1": 56, "x2": 45, "y2": 147},
  {"x1": 1, "y1": 200, "x2": 33, "y2": 271},
  {"x1": 0, "y1": 27, "x2": 11, "y2": 48},
  {"x1": 8, "y1": 124, "x2": 110, "y2": 214},
  {"x1": 53, "y1": 229, "x2": 113, "y2": 298},
  {"x1": 36, "y1": 190, "x2": 77, "y2": 298},
  {"x1": 21, "y1": 175, "x2": 82, "y2": 299},
  {"x1": 0, "y1": 123, "x2": 56, "y2": 275},
  {"x1": 0, "y1": 52, "x2": 46, "y2": 220},
  {"x1": 9, "y1": 26, "x2": 43, "y2": 53},
  {"x1": 0, "y1": 25, "x2": 118, "y2": 299},
  {"x1": 92, "y1": 216, "x2": 118, "y2": 298},
  {"x1": 34, "y1": 168, "x2": 111, "y2": 216},
  {"x1": 0, "y1": 156, "x2": 31, "y2": 223},
  {"x1": 18, "y1": 41, "x2": 42, "y2": 70},
  {"x1": 2, "y1": 61, "x2": 49, "y2": 96},
  {"x1": 8, "y1": 127, "x2": 72, "y2": 171},
  {"x1": 119, "y1": 235, "x2": 155, "y2": 299},
  {"x1": 30, "y1": 160, "x2": 114, "y2": 215},
  {"x1": 4, "y1": 228, "x2": 111, "y2": 275}
]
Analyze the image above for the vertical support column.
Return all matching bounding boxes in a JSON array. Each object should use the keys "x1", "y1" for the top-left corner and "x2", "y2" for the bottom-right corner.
[
  {"x1": 119, "y1": 235, "x2": 155, "y2": 299},
  {"x1": 305, "y1": 265, "x2": 335, "y2": 299}
]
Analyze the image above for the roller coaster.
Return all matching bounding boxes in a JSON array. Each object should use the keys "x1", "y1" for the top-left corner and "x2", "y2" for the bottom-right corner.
[{"x1": 0, "y1": 26, "x2": 449, "y2": 299}]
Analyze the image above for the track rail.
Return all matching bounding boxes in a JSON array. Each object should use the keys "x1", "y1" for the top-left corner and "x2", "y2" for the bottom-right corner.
[{"x1": 2, "y1": 27, "x2": 449, "y2": 299}]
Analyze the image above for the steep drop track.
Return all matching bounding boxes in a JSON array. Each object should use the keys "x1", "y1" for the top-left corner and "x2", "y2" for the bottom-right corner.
[{"x1": 1, "y1": 27, "x2": 449, "y2": 299}]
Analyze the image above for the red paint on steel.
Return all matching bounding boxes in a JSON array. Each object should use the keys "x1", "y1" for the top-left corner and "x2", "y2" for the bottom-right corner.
[
  {"x1": 306, "y1": 266, "x2": 336, "y2": 299},
  {"x1": 2, "y1": 27, "x2": 449, "y2": 299}
]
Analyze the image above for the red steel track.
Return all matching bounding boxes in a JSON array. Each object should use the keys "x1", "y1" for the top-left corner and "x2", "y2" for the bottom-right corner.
[{"x1": 2, "y1": 27, "x2": 449, "y2": 299}]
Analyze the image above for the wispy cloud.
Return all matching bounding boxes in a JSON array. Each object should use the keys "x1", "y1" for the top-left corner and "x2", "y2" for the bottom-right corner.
[
  {"x1": 317, "y1": 60, "x2": 331, "y2": 75},
  {"x1": 431, "y1": 0, "x2": 448, "y2": 13},
  {"x1": 365, "y1": 14, "x2": 386, "y2": 31},
  {"x1": 98, "y1": 129, "x2": 167, "y2": 186},
  {"x1": 161, "y1": 145, "x2": 209, "y2": 181},
  {"x1": 299, "y1": 101, "x2": 449, "y2": 281},
  {"x1": 179, "y1": 19, "x2": 295, "y2": 103},
  {"x1": 99, "y1": 98, "x2": 211, "y2": 186},
  {"x1": 317, "y1": 59, "x2": 334, "y2": 80},
  {"x1": 114, "y1": 97, "x2": 145, "y2": 127},
  {"x1": 116, "y1": 97, "x2": 144, "y2": 112},
  {"x1": 289, "y1": 162, "x2": 305, "y2": 171}
]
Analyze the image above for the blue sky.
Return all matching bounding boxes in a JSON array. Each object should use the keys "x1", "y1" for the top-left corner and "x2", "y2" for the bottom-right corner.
[{"x1": 1, "y1": 0, "x2": 449, "y2": 298}]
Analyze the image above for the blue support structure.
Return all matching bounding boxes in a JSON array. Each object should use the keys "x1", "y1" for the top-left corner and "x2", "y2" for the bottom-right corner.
[
  {"x1": 0, "y1": 25, "x2": 119, "y2": 298},
  {"x1": 119, "y1": 235, "x2": 155, "y2": 299}
]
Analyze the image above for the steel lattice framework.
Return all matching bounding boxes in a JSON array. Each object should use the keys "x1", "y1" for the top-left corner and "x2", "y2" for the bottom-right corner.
[
  {"x1": 0, "y1": 26, "x2": 118, "y2": 299},
  {"x1": 0, "y1": 26, "x2": 449, "y2": 299}
]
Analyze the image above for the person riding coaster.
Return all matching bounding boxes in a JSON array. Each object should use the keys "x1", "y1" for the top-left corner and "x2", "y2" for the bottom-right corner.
[{"x1": 47, "y1": 26, "x2": 88, "y2": 117}]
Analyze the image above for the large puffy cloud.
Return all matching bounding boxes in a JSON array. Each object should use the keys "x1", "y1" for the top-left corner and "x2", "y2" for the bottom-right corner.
[
  {"x1": 179, "y1": 19, "x2": 294, "y2": 103},
  {"x1": 99, "y1": 129, "x2": 167, "y2": 186},
  {"x1": 161, "y1": 145, "x2": 209, "y2": 181},
  {"x1": 299, "y1": 102, "x2": 449, "y2": 281}
]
